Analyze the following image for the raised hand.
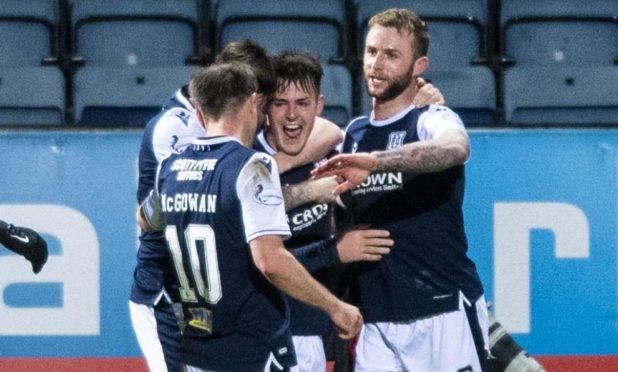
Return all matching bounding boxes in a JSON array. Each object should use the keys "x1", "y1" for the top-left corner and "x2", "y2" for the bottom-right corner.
[{"x1": 311, "y1": 153, "x2": 379, "y2": 195}]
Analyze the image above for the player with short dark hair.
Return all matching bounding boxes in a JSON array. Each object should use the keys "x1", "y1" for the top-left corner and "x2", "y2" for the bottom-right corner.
[
  {"x1": 0, "y1": 219, "x2": 48, "y2": 274},
  {"x1": 138, "y1": 62, "x2": 363, "y2": 371},
  {"x1": 255, "y1": 50, "x2": 395, "y2": 371}
]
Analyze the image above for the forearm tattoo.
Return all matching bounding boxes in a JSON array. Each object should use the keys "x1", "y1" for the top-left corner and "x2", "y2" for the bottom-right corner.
[
  {"x1": 375, "y1": 142, "x2": 464, "y2": 174},
  {"x1": 282, "y1": 182, "x2": 312, "y2": 211}
]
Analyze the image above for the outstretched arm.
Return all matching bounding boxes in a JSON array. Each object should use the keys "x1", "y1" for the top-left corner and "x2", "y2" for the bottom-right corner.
[
  {"x1": 312, "y1": 128, "x2": 469, "y2": 195},
  {"x1": 250, "y1": 235, "x2": 363, "y2": 340}
]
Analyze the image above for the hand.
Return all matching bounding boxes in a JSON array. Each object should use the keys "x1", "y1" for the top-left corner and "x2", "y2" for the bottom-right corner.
[
  {"x1": 0, "y1": 222, "x2": 48, "y2": 274},
  {"x1": 413, "y1": 77, "x2": 445, "y2": 107},
  {"x1": 311, "y1": 153, "x2": 378, "y2": 195},
  {"x1": 337, "y1": 227, "x2": 393, "y2": 263},
  {"x1": 330, "y1": 301, "x2": 363, "y2": 340}
]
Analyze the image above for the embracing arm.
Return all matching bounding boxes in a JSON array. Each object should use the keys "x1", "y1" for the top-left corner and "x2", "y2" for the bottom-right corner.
[
  {"x1": 372, "y1": 128, "x2": 469, "y2": 173},
  {"x1": 312, "y1": 128, "x2": 469, "y2": 195}
]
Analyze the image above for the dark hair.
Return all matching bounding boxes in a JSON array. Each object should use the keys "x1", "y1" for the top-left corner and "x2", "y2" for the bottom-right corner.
[
  {"x1": 215, "y1": 40, "x2": 276, "y2": 98},
  {"x1": 368, "y1": 8, "x2": 429, "y2": 59},
  {"x1": 271, "y1": 50, "x2": 323, "y2": 97},
  {"x1": 189, "y1": 62, "x2": 258, "y2": 121}
]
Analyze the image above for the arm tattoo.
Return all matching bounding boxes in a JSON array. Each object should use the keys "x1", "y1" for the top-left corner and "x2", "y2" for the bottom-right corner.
[
  {"x1": 282, "y1": 181, "x2": 313, "y2": 211},
  {"x1": 375, "y1": 141, "x2": 465, "y2": 174}
]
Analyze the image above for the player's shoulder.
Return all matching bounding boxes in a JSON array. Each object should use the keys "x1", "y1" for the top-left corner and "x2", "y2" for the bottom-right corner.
[
  {"x1": 344, "y1": 115, "x2": 371, "y2": 133},
  {"x1": 419, "y1": 104, "x2": 459, "y2": 118},
  {"x1": 419, "y1": 104, "x2": 463, "y2": 125},
  {"x1": 244, "y1": 151, "x2": 276, "y2": 177}
]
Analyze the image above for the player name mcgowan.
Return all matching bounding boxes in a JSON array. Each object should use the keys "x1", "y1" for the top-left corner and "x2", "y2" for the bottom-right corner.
[{"x1": 160, "y1": 193, "x2": 217, "y2": 213}]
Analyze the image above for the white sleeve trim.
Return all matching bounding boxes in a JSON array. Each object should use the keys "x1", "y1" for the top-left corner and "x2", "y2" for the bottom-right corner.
[
  {"x1": 152, "y1": 108, "x2": 205, "y2": 163},
  {"x1": 236, "y1": 153, "x2": 291, "y2": 242},
  {"x1": 417, "y1": 105, "x2": 467, "y2": 141}
]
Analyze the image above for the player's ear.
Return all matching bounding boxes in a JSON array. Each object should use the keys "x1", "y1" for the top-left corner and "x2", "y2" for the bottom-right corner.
[
  {"x1": 413, "y1": 56, "x2": 428, "y2": 77},
  {"x1": 316, "y1": 94, "x2": 325, "y2": 116},
  {"x1": 195, "y1": 107, "x2": 207, "y2": 129}
]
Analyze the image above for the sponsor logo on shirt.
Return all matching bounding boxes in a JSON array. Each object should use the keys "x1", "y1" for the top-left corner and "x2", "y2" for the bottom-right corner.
[
  {"x1": 188, "y1": 307, "x2": 213, "y2": 332},
  {"x1": 351, "y1": 172, "x2": 404, "y2": 196},
  {"x1": 387, "y1": 131, "x2": 407, "y2": 149},
  {"x1": 287, "y1": 203, "x2": 329, "y2": 232},
  {"x1": 253, "y1": 183, "x2": 283, "y2": 206}
]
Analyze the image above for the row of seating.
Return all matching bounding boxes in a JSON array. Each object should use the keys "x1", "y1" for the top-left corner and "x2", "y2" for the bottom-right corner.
[{"x1": 1, "y1": 0, "x2": 617, "y2": 127}]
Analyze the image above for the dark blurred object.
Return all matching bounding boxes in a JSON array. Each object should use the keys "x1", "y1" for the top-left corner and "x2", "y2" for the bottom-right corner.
[{"x1": 490, "y1": 317, "x2": 546, "y2": 372}]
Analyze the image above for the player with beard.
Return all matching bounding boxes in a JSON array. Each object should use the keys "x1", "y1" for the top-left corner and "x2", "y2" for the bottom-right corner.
[{"x1": 312, "y1": 8, "x2": 491, "y2": 372}]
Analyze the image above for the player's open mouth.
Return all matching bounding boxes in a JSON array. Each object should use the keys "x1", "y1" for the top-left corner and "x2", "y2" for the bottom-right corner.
[{"x1": 283, "y1": 124, "x2": 302, "y2": 138}]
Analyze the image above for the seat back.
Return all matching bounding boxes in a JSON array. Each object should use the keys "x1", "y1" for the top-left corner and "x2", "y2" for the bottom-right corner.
[
  {"x1": 0, "y1": 67, "x2": 65, "y2": 126},
  {"x1": 501, "y1": 0, "x2": 618, "y2": 66},
  {"x1": 321, "y1": 64, "x2": 353, "y2": 128},
  {"x1": 73, "y1": 66, "x2": 198, "y2": 127},
  {"x1": 504, "y1": 66, "x2": 618, "y2": 125},
  {"x1": 424, "y1": 67, "x2": 496, "y2": 127},
  {"x1": 0, "y1": 0, "x2": 59, "y2": 67},
  {"x1": 215, "y1": 0, "x2": 347, "y2": 60},
  {"x1": 71, "y1": 0, "x2": 199, "y2": 67}
]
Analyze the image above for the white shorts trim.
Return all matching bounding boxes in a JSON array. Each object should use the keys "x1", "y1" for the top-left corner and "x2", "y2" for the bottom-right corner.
[
  {"x1": 292, "y1": 335, "x2": 326, "y2": 372},
  {"x1": 355, "y1": 295, "x2": 490, "y2": 372},
  {"x1": 129, "y1": 300, "x2": 168, "y2": 372}
]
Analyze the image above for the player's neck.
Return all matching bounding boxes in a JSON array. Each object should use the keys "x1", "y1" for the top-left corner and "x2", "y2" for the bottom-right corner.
[
  {"x1": 207, "y1": 118, "x2": 254, "y2": 147},
  {"x1": 263, "y1": 128, "x2": 279, "y2": 153},
  {"x1": 373, "y1": 84, "x2": 418, "y2": 121}
]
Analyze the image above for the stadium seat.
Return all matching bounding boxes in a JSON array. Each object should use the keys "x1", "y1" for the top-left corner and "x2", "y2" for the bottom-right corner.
[
  {"x1": 0, "y1": 0, "x2": 60, "y2": 67},
  {"x1": 359, "y1": 67, "x2": 496, "y2": 127},
  {"x1": 215, "y1": 0, "x2": 348, "y2": 61},
  {"x1": 503, "y1": 66, "x2": 618, "y2": 126},
  {"x1": 70, "y1": 0, "x2": 201, "y2": 67},
  {"x1": 0, "y1": 67, "x2": 65, "y2": 126},
  {"x1": 73, "y1": 66, "x2": 199, "y2": 127},
  {"x1": 321, "y1": 64, "x2": 354, "y2": 128},
  {"x1": 501, "y1": 0, "x2": 618, "y2": 66},
  {"x1": 424, "y1": 67, "x2": 496, "y2": 127},
  {"x1": 355, "y1": 0, "x2": 488, "y2": 69}
]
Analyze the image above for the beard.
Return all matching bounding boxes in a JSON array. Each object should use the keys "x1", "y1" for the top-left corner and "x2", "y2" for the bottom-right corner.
[{"x1": 365, "y1": 63, "x2": 415, "y2": 102}]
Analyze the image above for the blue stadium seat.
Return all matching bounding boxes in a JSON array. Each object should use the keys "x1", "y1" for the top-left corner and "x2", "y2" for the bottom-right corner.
[
  {"x1": 0, "y1": 67, "x2": 65, "y2": 126},
  {"x1": 215, "y1": 0, "x2": 347, "y2": 61},
  {"x1": 70, "y1": 0, "x2": 200, "y2": 67},
  {"x1": 501, "y1": 0, "x2": 618, "y2": 66},
  {"x1": 0, "y1": 0, "x2": 60, "y2": 67},
  {"x1": 355, "y1": 0, "x2": 488, "y2": 69},
  {"x1": 360, "y1": 67, "x2": 496, "y2": 127},
  {"x1": 73, "y1": 66, "x2": 199, "y2": 127},
  {"x1": 321, "y1": 64, "x2": 353, "y2": 128},
  {"x1": 424, "y1": 67, "x2": 496, "y2": 127},
  {"x1": 504, "y1": 67, "x2": 618, "y2": 126}
]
